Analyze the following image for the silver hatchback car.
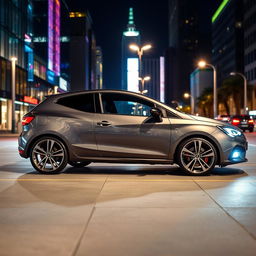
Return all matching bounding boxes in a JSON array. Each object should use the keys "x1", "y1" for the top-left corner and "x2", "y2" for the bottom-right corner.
[{"x1": 18, "y1": 90, "x2": 247, "y2": 175}]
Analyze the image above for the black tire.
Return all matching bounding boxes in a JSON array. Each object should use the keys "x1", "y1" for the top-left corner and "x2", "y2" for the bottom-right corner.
[
  {"x1": 249, "y1": 128, "x2": 254, "y2": 133},
  {"x1": 30, "y1": 136, "x2": 68, "y2": 174},
  {"x1": 176, "y1": 137, "x2": 217, "y2": 176},
  {"x1": 68, "y1": 161, "x2": 91, "y2": 168}
]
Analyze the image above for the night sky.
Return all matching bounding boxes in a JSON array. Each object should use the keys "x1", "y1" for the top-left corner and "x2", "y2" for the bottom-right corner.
[{"x1": 66, "y1": 0, "x2": 222, "y2": 89}]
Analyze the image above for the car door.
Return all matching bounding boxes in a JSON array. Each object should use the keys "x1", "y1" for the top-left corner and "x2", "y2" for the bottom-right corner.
[{"x1": 94, "y1": 92, "x2": 171, "y2": 159}]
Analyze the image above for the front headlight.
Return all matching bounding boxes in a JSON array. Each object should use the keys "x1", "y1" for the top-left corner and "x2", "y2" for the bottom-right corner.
[{"x1": 218, "y1": 126, "x2": 242, "y2": 138}]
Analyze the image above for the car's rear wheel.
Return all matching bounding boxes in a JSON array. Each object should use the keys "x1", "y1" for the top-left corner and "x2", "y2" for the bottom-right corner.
[
  {"x1": 177, "y1": 137, "x2": 217, "y2": 175},
  {"x1": 249, "y1": 128, "x2": 254, "y2": 133},
  {"x1": 30, "y1": 137, "x2": 68, "y2": 174},
  {"x1": 68, "y1": 161, "x2": 91, "y2": 168}
]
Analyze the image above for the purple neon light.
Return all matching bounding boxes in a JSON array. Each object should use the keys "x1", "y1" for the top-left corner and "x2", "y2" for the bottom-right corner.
[{"x1": 48, "y1": 0, "x2": 60, "y2": 75}]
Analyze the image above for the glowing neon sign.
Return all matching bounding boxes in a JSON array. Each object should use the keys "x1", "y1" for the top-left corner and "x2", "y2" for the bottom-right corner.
[
  {"x1": 127, "y1": 58, "x2": 139, "y2": 92},
  {"x1": 48, "y1": 0, "x2": 60, "y2": 75}
]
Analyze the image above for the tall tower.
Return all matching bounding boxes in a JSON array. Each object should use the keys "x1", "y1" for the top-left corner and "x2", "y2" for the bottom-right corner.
[{"x1": 121, "y1": 8, "x2": 140, "y2": 91}]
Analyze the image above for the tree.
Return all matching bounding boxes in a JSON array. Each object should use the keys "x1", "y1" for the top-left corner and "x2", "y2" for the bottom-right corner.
[
  {"x1": 221, "y1": 76, "x2": 243, "y2": 114},
  {"x1": 197, "y1": 88, "x2": 213, "y2": 117}
]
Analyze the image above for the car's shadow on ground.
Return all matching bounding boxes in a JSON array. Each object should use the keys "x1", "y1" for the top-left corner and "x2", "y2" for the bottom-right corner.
[
  {"x1": 0, "y1": 161, "x2": 247, "y2": 177},
  {"x1": 63, "y1": 165, "x2": 246, "y2": 177}
]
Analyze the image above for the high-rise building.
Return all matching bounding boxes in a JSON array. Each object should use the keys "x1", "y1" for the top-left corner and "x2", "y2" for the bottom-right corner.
[
  {"x1": 0, "y1": 0, "x2": 39, "y2": 131},
  {"x1": 68, "y1": 11, "x2": 97, "y2": 91},
  {"x1": 166, "y1": 0, "x2": 214, "y2": 103},
  {"x1": 190, "y1": 68, "x2": 213, "y2": 115},
  {"x1": 121, "y1": 8, "x2": 140, "y2": 92},
  {"x1": 142, "y1": 57, "x2": 165, "y2": 101},
  {"x1": 33, "y1": 0, "x2": 62, "y2": 89},
  {"x1": 212, "y1": 0, "x2": 244, "y2": 86},
  {"x1": 244, "y1": 0, "x2": 256, "y2": 110}
]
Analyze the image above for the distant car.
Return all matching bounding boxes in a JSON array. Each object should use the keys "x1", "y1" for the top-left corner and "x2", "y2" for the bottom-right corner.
[
  {"x1": 215, "y1": 115, "x2": 231, "y2": 122},
  {"x1": 18, "y1": 90, "x2": 248, "y2": 175},
  {"x1": 230, "y1": 115, "x2": 254, "y2": 132}
]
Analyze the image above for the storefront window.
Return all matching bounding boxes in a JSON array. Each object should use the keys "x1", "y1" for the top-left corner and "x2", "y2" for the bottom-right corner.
[{"x1": 0, "y1": 99, "x2": 8, "y2": 130}]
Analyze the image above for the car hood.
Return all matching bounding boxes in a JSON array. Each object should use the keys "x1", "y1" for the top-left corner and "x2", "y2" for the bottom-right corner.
[{"x1": 189, "y1": 115, "x2": 226, "y2": 126}]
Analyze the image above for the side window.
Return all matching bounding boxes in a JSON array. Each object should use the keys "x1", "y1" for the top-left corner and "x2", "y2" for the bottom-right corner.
[
  {"x1": 57, "y1": 93, "x2": 95, "y2": 113},
  {"x1": 101, "y1": 93, "x2": 154, "y2": 116},
  {"x1": 167, "y1": 110, "x2": 180, "y2": 118}
]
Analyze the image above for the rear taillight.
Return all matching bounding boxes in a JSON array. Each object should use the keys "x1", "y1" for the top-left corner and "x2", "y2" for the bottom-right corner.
[
  {"x1": 232, "y1": 119, "x2": 240, "y2": 125},
  {"x1": 22, "y1": 115, "x2": 35, "y2": 126},
  {"x1": 248, "y1": 119, "x2": 254, "y2": 124}
]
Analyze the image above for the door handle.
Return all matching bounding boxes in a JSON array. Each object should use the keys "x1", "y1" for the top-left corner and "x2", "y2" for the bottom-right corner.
[{"x1": 97, "y1": 121, "x2": 111, "y2": 127}]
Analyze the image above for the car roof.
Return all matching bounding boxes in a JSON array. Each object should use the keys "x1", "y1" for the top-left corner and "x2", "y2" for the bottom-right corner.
[{"x1": 48, "y1": 89, "x2": 149, "y2": 99}]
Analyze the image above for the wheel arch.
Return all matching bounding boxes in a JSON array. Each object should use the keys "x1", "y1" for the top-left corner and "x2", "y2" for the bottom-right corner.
[
  {"x1": 173, "y1": 134, "x2": 222, "y2": 165},
  {"x1": 25, "y1": 132, "x2": 71, "y2": 161}
]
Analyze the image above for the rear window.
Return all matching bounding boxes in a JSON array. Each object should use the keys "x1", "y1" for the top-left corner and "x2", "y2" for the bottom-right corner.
[{"x1": 57, "y1": 93, "x2": 95, "y2": 113}]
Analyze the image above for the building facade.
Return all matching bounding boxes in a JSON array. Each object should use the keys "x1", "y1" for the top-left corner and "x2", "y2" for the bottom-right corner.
[
  {"x1": 0, "y1": 0, "x2": 41, "y2": 131},
  {"x1": 190, "y1": 68, "x2": 213, "y2": 114},
  {"x1": 142, "y1": 57, "x2": 165, "y2": 102},
  {"x1": 212, "y1": 0, "x2": 244, "y2": 86},
  {"x1": 121, "y1": 8, "x2": 140, "y2": 92},
  {"x1": 244, "y1": 0, "x2": 256, "y2": 110},
  {"x1": 165, "y1": 0, "x2": 213, "y2": 104},
  {"x1": 68, "y1": 11, "x2": 97, "y2": 91}
]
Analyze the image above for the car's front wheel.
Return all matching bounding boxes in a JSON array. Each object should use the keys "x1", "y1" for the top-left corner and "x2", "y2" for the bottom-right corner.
[
  {"x1": 177, "y1": 137, "x2": 217, "y2": 175},
  {"x1": 30, "y1": 137, "x2": 68, "y2": 174}
]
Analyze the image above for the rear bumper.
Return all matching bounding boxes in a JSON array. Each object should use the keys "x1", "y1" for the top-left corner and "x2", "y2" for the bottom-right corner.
[
  {"x1": 18, "y1": 133, "x2": 29, "y2": 158},
  {"x1": 236, "y1": 124, "x2": 254, "y2": 130}
]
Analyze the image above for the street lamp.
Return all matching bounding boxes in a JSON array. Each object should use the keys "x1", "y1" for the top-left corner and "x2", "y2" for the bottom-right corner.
[
  {"x1": 11, "y1": 57, "x2": 17, "y2": 133},
  {"x1": 198, "y1": 60, "x2": 217, "y2": 118},
  {"x1": 138, "y1": 76, "x2": 151, "y2": 94},
  {"x1": 230, "y1": 72, "x2": 247, "y2": 114},
  {"x1": 129, "y1": 44, "x2": 152, "y2": 76},
  {"x1": 183, "y1": 92, "x2": 195, "y2": 115}
]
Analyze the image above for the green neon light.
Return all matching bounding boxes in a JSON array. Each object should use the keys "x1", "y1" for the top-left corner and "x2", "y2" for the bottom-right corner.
[
  {"x1": 123, "y1": 31, "x2": 139, "y2": 37},
  {"x1": 212, "y1": 0, "x2": 230, "y2": 23}
]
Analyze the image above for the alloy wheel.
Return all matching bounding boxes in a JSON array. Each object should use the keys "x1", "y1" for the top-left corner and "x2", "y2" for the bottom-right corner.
[
  {"x1": 31, "y1": 138, "x2": 67, "y2": 173},
  {"x1": 179, "y1": 138, "x2": 216, "y2": 174}
]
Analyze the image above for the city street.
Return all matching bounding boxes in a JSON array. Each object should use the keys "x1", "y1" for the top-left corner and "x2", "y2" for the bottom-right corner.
[{"x1": 0, "y1": 133, "x2": 256, "y2": 256}]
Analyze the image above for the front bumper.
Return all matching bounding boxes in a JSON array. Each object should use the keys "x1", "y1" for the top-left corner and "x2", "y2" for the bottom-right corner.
[{"x1": 221, "y1": 158, "x2": 248, "y2": 167}]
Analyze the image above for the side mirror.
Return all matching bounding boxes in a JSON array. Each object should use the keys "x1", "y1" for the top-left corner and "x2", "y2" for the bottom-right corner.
[{"x1": 150, "y1": 108, "x2": 163, "y2": 122}]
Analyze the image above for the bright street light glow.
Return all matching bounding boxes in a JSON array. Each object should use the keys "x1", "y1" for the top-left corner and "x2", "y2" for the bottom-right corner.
[
  {"x1": 138, "y1": 76, "x2": 151, "y2": 81},
  {"x1": 198, "y1": 60, "x2": 206, "y2": 68},
  {"x1": 184, "y1": 93, "x2": 190, "y2": 99},
  {"x1": 129, "y1": 44, "x2": 139, "y2": 51},
  {"x1": 11, "y1": 57, "x2": 17, "y2": 62},
  {"x1": 142, "y1": 44, "x2": 152, "y2": 51}
]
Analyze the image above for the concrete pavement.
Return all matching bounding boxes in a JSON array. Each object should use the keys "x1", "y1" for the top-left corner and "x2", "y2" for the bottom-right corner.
[{"x1": 0, "y1": 134, "x2": 256, "y2": 255}]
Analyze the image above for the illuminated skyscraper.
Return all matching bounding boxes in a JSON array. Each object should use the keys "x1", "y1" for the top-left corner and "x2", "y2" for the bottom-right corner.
[
  {"x1": 166, "y1": 0, "x2": 213, "y2": 103},
  {"x1": 121, "y1": 8, "x2": 140, "y2": 91},
  {"x1": 33, "y1": 0, "x2": 61, "y2": 82},
  {"x1": 212, "y1": 0, "x2": 243, "y2": 86}
]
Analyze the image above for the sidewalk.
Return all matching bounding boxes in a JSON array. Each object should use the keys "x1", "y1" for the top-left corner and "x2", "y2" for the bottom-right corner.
[{"x1": 0, "y1": 132, "x2": 19, "y2": 137}]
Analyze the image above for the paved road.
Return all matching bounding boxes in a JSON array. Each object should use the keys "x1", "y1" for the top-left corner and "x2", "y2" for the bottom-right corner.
[{"x1": 0, "y1": 133, "x2": 256, "y2": 256}]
